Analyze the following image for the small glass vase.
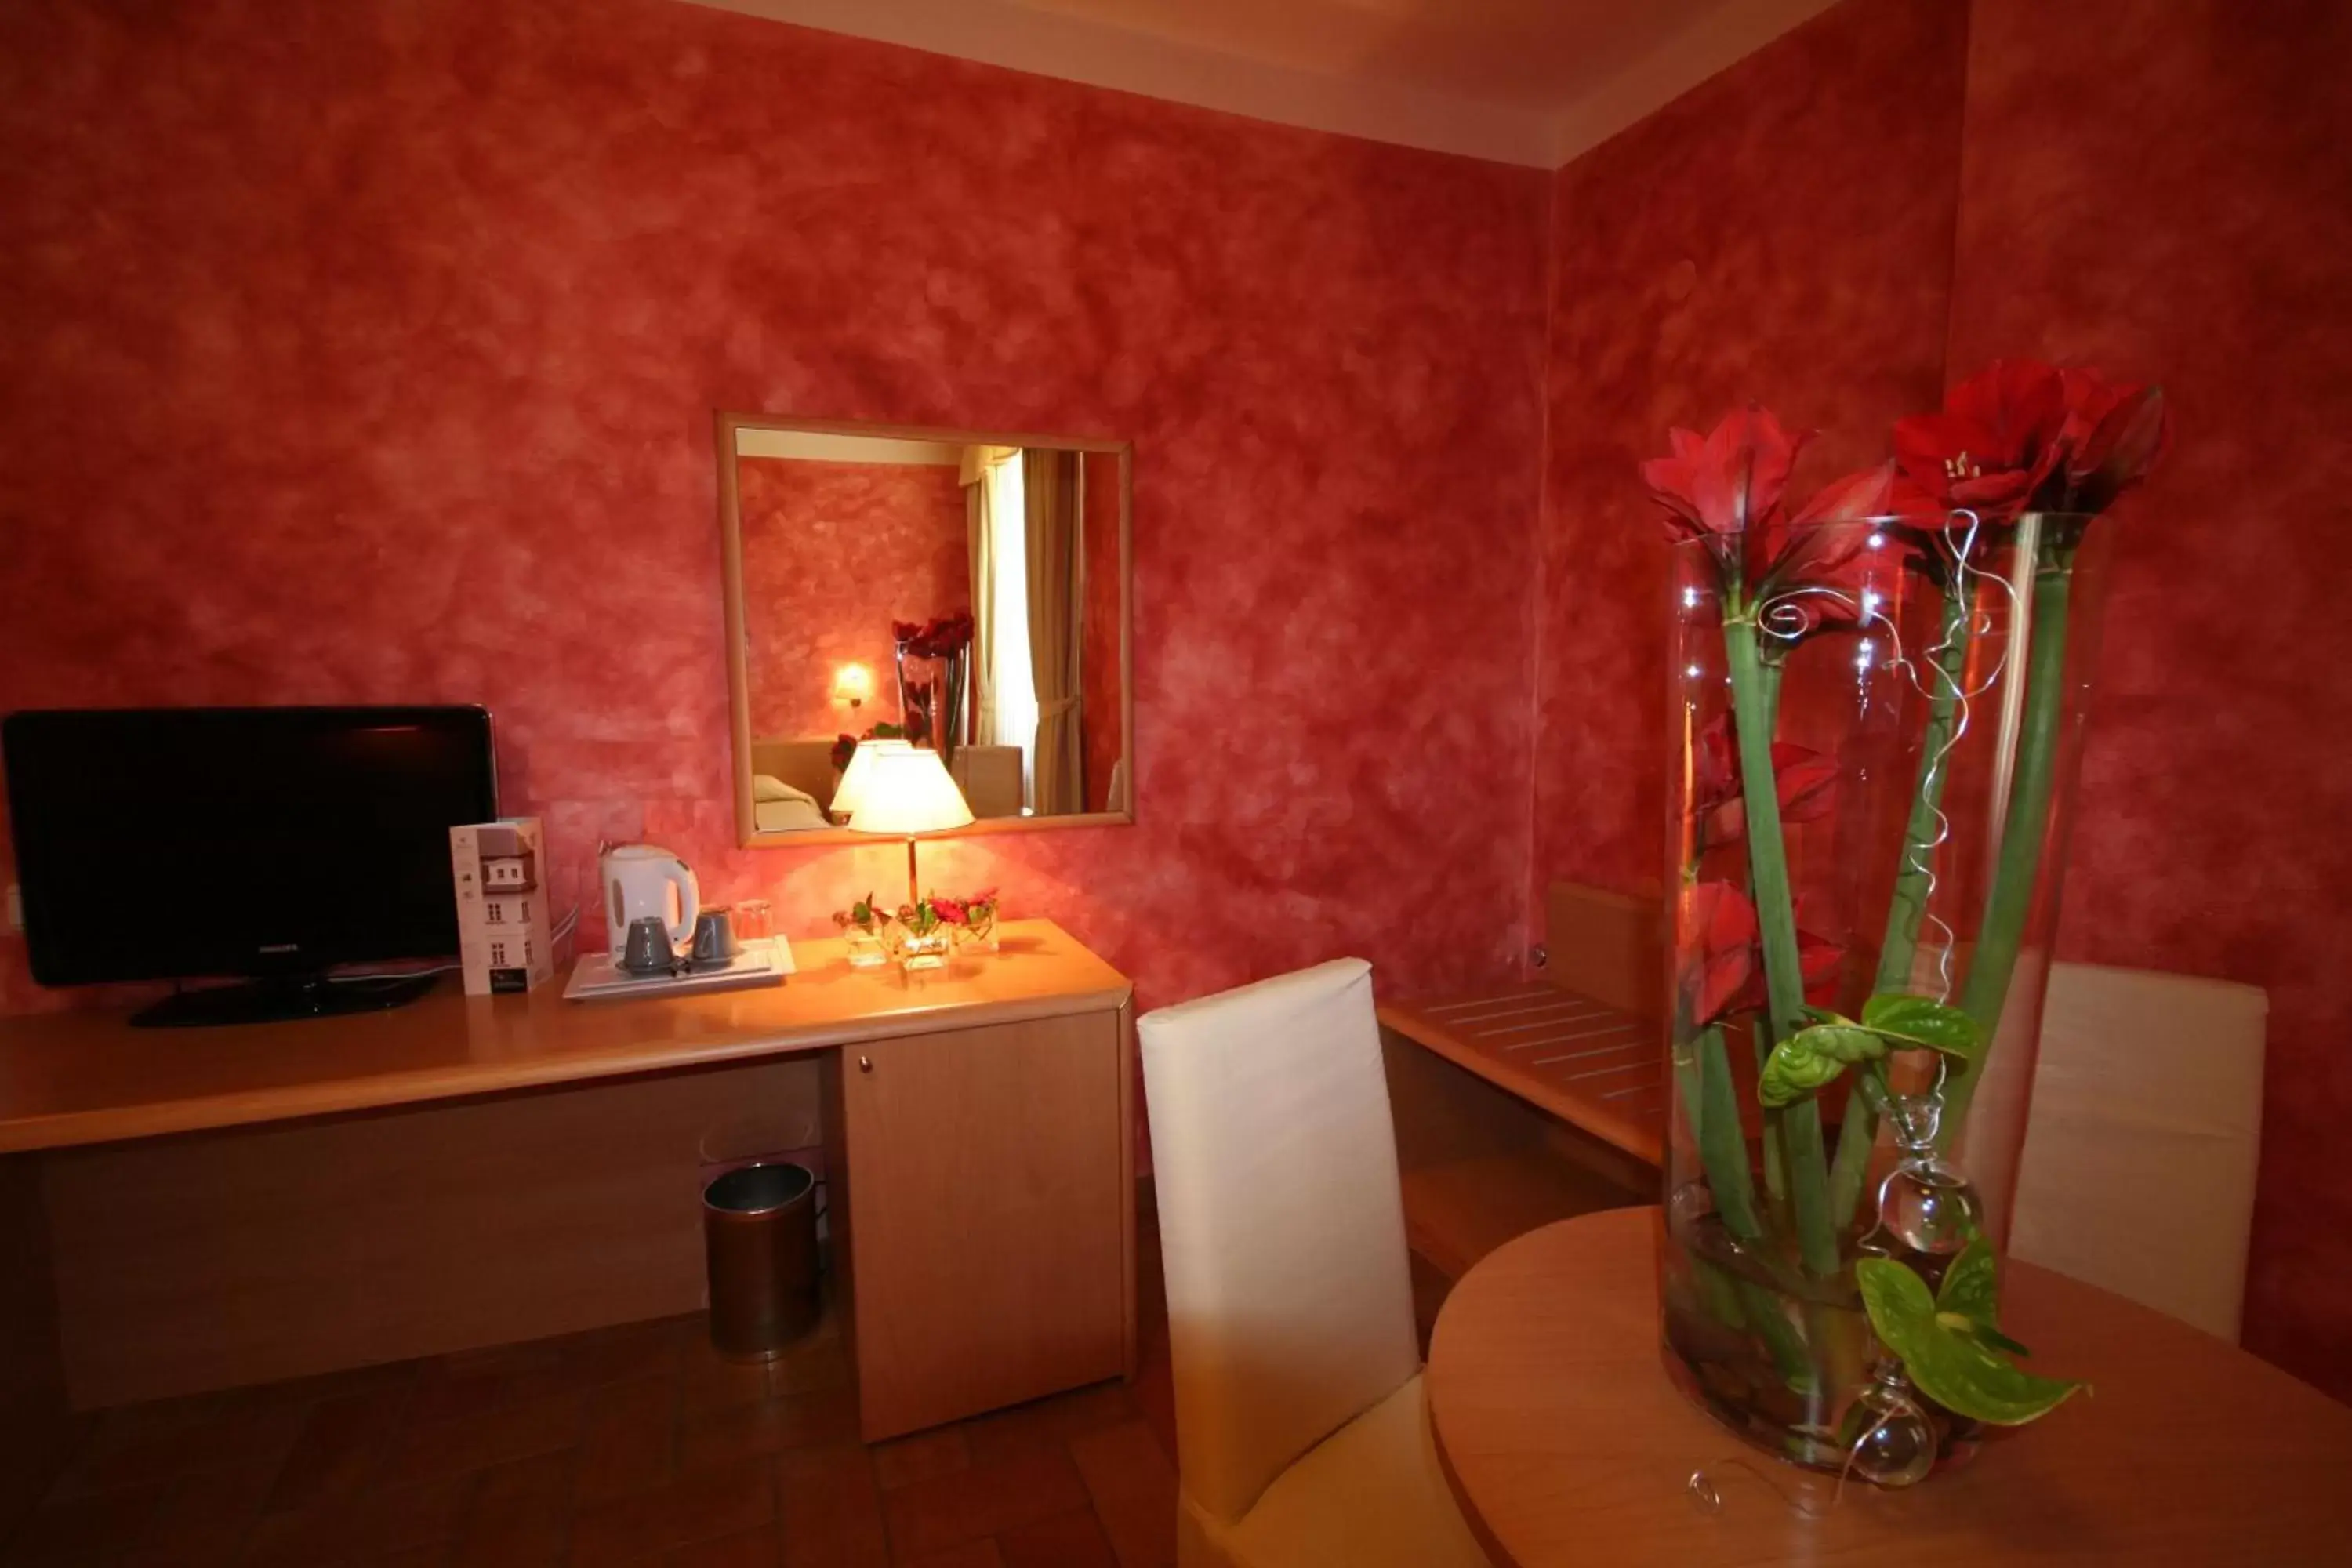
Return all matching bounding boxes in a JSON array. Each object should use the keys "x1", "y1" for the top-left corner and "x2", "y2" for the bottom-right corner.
[
  {"x1": 1657, "y1": 511, "x2": 2114, "y2": 1477},
  {"x1": 953, "y1": 907, "x2": 999, "y2": 955},
  {"x1": 843, "y1": 927, "x2": 887, "y2": 969},
  {"x1": 897, "y1": 928, "x2": 951, "y2": 972}
]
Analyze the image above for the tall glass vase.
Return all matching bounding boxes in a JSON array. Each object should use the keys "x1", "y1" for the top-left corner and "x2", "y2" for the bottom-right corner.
[
  {"x1": 895, "y1": 648, "x2": 971, "y2": 767},
  {"x1": 1656, "y1": 512, "x2": 2114, "y2": 1475}
]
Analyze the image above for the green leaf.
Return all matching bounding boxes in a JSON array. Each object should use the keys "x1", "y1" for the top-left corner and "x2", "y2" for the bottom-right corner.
[
  {"x1": 1936, "y1": 1236, "x2": 2000, "y2": 1323},
  {"x1": 1857, "y1": 1258, "x2": 2084, "y2": 1425},
  {"x1": 1933, "y1": 1238, "x2": 2031, "y2": 1356},
  {"x1": 1936, "y1": 1314, "x2": 2036, "y2": 1359},
  {"x1": 1758, "y1": 1024, "x2": 1886, "y2": 1108},
  {"x1": 1860, "y1": 993, "x2": 1986, "y2": 1058}
]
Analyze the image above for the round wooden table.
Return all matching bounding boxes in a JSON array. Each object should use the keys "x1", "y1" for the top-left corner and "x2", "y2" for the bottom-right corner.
[{"x1": 1426, "y1": 1207, "x2": 2352, "y2": 1565}]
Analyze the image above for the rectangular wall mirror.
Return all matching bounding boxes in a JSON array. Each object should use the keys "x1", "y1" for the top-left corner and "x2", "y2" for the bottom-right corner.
[{"x1": 717, "y1": 414, "x2": 1134, "y2": 847}]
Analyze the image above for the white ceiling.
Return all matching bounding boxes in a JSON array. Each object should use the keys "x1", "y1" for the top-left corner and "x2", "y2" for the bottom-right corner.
[{"x1": 682, "y1": 0, "x2": 1841, "y2": 167}]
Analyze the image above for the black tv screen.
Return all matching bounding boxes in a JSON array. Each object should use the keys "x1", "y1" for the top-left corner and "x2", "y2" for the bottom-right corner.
[{"x1": 3, "y1": 706, "x2": 498, "y2": 987}]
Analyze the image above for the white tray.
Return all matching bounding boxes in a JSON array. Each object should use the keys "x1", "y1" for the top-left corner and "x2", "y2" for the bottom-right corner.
[{"x1": 562, "y1": 938, "x2": 793, "y2": 1003}]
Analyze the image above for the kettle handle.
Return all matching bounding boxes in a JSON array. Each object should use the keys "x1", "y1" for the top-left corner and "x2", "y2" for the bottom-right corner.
[{"x1": 665, "y1": 858, "x2": 700, "y2": 944}]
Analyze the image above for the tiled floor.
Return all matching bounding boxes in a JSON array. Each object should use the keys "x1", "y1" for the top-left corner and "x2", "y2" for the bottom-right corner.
[{"x1": 2, "y1": 1211, "x2": 1183, "y2": 1568}]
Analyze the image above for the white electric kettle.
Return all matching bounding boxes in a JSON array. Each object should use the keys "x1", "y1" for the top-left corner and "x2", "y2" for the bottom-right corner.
[{"x1": 601, "y1": 843, "x2": 699, "y2": 962}]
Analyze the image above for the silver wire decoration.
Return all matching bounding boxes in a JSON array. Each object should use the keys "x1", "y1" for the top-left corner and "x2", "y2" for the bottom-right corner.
[{"x1": 1752, "y1": 511, "x2": 2017, "y2": 1003}]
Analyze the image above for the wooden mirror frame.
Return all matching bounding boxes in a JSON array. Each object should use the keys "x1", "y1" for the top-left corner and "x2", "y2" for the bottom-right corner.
[{"x1": 716, "y1": 411, "x2": 1137, "y2": 848}]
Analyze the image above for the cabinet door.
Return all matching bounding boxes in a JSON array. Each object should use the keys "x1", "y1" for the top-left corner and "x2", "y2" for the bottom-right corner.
[{"x1": 840, "y1": 1009, "x2": 1127, "y2": 1439}]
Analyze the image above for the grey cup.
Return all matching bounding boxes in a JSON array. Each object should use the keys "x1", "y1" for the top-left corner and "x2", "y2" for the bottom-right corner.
[
  {"x1": 621, "y1": 914, "x2": 677, "y2": 975},
  {"x1": 688, "y1": 906, "x2": 739, "y2": 968}
]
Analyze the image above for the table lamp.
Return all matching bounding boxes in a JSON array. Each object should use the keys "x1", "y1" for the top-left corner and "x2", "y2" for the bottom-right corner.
[
  {"x1": 848, "y1": 746, "x2": 974, "y2": 903},
  {"x1": 829, "y1": 737, "x2": 910, "y2": 822}
]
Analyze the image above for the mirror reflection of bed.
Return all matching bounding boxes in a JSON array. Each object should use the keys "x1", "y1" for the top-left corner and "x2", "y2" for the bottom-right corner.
[{"x1": 718, "y1": 419, "x2": 1133, "y2": 844}]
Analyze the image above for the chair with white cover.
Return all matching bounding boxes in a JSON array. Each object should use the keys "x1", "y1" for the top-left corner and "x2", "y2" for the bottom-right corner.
[
  {"x1": 2010, "y1": 960, "x2": 2267, "y2": 1341},
  {"x1": 1138, "y1": 959, "x2": 1490, "y2": 1568}
]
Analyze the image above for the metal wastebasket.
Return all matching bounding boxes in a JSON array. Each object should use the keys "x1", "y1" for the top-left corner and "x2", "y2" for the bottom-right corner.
[{"x1": 702, "y1": 1162, "x2": 820, "y2": 1360}]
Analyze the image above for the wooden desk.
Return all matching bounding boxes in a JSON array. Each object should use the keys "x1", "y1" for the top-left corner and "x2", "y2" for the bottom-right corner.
[
  {"x1": 0, "y1": 922, "x2": 1134, "y2": 1446},
  {"x1": 1426, "y1": 1207, "x2": 2352, "y2": 1565},
  {"x1": 0, "y1": 920, "x2": 1127, "y2": 1152}
]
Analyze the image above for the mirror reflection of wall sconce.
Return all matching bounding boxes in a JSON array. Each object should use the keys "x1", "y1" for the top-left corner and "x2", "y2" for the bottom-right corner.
[{"x1": 831, "y1": 663, "x2": 874, "y2": 710}]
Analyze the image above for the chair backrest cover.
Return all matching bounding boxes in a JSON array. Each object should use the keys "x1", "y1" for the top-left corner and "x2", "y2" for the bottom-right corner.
[
  {"x1": 2013, "y1": 960, "x2": 2267, "y2": 1341},
  {"x1": 1138, "y1": 958, "x2": 1421, "y2": 1524}
]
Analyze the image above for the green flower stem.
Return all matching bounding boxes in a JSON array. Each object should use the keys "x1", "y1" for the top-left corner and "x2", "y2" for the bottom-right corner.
[
  {"x1": 1749, "y1": 1017, "x2": 1788, "y2": 1214},
  {"x1": 1829, "y1": 579, "x2": 1971, "y2": 1221},
  {"x1": 1748, "y1": 1286, "x2": 1821, "y2": 1395},
  {"x1": 1747, "y1": 658, "x2": 1791, "y2": 1219},
  {"x1": 1722, "y1": 617, "x2": 1839, "y2": 1278},
  {"x1": 1690, "y1": 1025, "x2": 1762, "y2": 1242},
  {"x1": 1685, "y1": 1025, "x2": 1816, "y2": 1390},
  {"x1": 1943, "y1": 554, "x2": 2076, "y2": 1146}
]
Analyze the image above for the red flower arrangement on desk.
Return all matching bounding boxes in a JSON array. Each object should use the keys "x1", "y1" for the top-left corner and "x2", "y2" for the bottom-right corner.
[
  {"x1": 830, "y1": 888, "x2": 1000, "y2": 953},
  {"x1": 1646, "y1": 358, "x2": 2169, "y2": 1465}
]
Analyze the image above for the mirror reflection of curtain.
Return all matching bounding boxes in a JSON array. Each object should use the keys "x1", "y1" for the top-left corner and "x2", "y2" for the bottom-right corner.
[
  {"x1": 983, "y1": 453, "x2": 1038, "y2": 802},
  {"x1": 1023, "y1": 448, "x2": 1083, "y2": 815},
  {"x1": 955, "y1": 444, "x2": 993, "y2": 747},
  {"x1": 959, "y1": 445, "x2": 1014, "y2": 746}
]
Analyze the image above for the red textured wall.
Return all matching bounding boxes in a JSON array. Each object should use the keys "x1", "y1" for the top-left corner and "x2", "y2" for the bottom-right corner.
[
  {"x1": 1948, "y1": 0, "x2": 2352, "y2": 1400},
  {"x1": 0, "y1": 0, "x2": 1546, "y2": 1014},
  {"x1": 735, "y1": 457, "x2": 969, "y2": 739},
  {"x1": 1079, "y1": 449, "x2": 1125, "y2": 814},
  {"x1": 1532, "y1": 0, "x2": 1969, "y2": 903}
]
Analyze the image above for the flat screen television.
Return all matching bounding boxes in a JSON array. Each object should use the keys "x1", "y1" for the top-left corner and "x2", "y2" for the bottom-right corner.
[{"x1": 2, "y1": 706, "x2": 498, "y2": 1026}]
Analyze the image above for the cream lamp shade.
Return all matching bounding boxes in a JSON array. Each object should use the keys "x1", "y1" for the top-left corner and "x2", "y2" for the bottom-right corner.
[
  {"x1": 828, "y1": 738, "x2": 910, "y2": 819},
  {"x1": 847, "y1": 747, "x2": 975, "y2": 837}
]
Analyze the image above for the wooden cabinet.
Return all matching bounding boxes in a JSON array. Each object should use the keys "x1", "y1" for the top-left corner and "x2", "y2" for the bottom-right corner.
[{"x1": 827, "y1": 1006, "x2": 1133, "y2": 1441}]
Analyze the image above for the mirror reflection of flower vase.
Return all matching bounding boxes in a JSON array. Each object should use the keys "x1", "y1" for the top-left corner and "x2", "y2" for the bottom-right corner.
[{"x1": 893, "y1": 615, "x2": 975, "y2": 767}]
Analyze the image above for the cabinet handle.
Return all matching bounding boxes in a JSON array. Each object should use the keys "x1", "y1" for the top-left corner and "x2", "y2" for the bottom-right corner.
[{"x1": 858, "y1": 1054, "x2": 873, "y2": 1073}]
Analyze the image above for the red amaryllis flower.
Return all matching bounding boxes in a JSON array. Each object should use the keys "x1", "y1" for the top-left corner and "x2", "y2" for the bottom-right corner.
[
  {"x1": 1645, "y1": 408, "x2": 1915, "y2": 621},
  {"x1": 1725, "y1": 917, "x2": 1846, "y2": 1020},
  {"x1": 1895, "y1": 359, "x2": 2071, "y2": 520},
  {"x1": 2057, "y1": 368, "x2": 2170, "y2": 514},
  {"x1": 1678, "y1": 882, "x2": 1848, "y2": 1029},
  {"x1": 1679, "y1": 881, "x2": 1759, "y2": 1029},
  {"x1": 929, "y1": 611, "x2": 975, "y2": 655},
  {"x1": 1693, "y1": 714, "x2": 1839, "y2": 849},
  {"x1": 1747, "y1": 463, "x2": 1907, "y2": 639},
  {"x1": 1642, "y1": 405, "x2": 1810, "y2": 544},
  {"x1": 895, "y1": 612, "x2": 977, "y2": 659}
]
